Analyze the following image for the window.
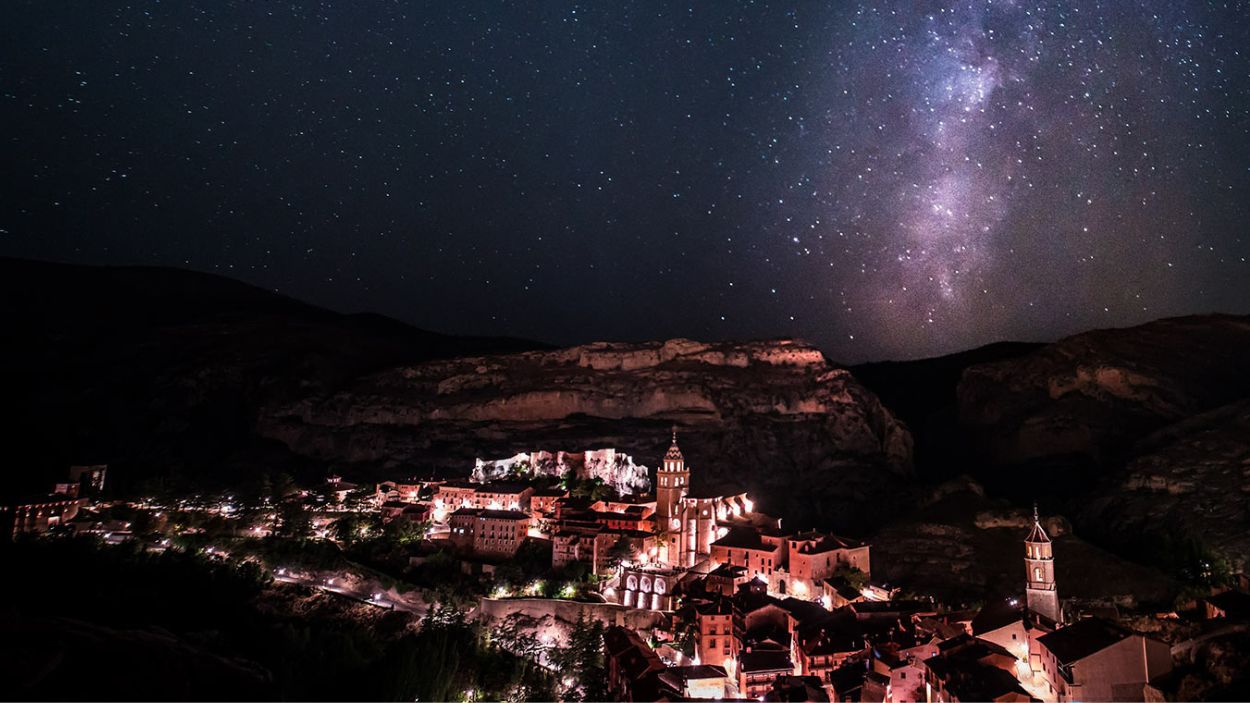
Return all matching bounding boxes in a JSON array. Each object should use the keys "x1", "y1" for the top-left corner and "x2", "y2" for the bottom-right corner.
[
  {"x1": 709, "y1": 638, "x2": 717, "y2": 649},
  {"x1": 1034, "y1": 566, "x2": 1042, "y2": 580}
]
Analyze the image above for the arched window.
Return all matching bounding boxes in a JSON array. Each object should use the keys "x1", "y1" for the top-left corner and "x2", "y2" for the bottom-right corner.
[{"x1": 1034, "y1": 566, "x2": 1042, "y2": 581}]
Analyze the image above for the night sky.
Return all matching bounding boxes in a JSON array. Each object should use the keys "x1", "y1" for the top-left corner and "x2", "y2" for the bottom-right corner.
[{"x1": 3, "y1": 1, "x2": 1248, "y2": 361}]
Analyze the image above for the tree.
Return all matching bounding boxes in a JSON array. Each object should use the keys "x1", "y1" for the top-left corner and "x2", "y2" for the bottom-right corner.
[
  {"x1": 550, "y1": 612, "x2": 607, "y2": 701},
  {"x1": 567, "y1": 476, "x2": 616, "y2": 502},
  {"x1": 674, "y1": 617, "x2": 699, "y2": 658},
  {"x1": 276, "y1": 501, "x2": 311, "y2": 539},
  {"x1": 271, "y1": 472, "x2": 298, "y2": 501},
  {"x1": 333, "y1": 514, "x2": 367, "y2": 546},
  {"x1": 382, "y1": 516, "x2": 426, "y2": 547},
  {"x1": 604, "y1": 537, "x2": 634, "y2": 571},
  {"x1": 832, "y1": 565, "x2": 869, "y2": 591}
]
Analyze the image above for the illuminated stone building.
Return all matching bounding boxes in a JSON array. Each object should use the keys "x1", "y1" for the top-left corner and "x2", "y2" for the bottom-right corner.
[
  {"x1": 1024, "y1": 504, "x2": 1061, "y2": 625},
  {"x1": 448, "y1": 508, "x2": 529, "y2": 557},
  {"x1": 619, "y1": 564, "x2": 676, "y2": 611},
  {"x1": 655, "y1": 429, "x2": 768, "y2": 569}
]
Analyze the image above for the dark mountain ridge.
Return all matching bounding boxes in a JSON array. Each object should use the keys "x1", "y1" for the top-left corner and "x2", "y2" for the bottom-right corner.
[{"x1": 0, "y1": 257, "x2": 545, "y2": 495}]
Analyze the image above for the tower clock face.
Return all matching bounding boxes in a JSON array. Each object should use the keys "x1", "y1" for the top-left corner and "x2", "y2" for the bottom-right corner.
[{"x1": 670, "y1": 517, "x2": 681, "y2": 531}]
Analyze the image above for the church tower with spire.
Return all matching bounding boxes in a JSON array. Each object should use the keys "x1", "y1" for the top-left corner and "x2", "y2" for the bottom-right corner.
[
  {"x1": 1024, "y1": 503, "x2": 1061, "y2": 624},
  {"x1": 656, "y1": 427, "x2": 690, "y2": 565}
]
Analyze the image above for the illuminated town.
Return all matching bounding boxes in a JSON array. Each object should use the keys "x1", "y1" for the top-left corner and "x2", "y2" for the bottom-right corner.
[
  {"x1": 5, "y1": 0, "x2": 1250, "y2": 700},
  {"x1": 7, "y1": 428, "x2": 1243, "y2": 701}
]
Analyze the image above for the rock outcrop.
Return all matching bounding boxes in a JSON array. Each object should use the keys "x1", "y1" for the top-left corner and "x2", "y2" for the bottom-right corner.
[
  {"x1": 473, "y1": 449, "x2": 651, "y2": 496},
  {"x1": 477, "y1": 597, "x2": 667, "y2": 645},
  {"x1": 260, "y1": 338, "x2": 913, "y2": 532},
  {"x1": 958, "y1": 314, "x2": 1250, "y2": 467},
  {"x1": 955, "y1": 314, "x2": 1250, "y2": 570},
  {"x1": 1081, "y1": 399, "x2": 1250, "y2": 570}
]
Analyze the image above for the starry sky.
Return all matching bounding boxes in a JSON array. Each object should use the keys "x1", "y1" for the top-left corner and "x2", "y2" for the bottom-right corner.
[{"x1": 3, "y1": 1, "x2": 1249, "y2": 361}]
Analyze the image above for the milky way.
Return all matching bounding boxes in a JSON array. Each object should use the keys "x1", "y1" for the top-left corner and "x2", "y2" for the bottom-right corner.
[{"x1": 2, "y1": 1, "x2": 1248, "y2": 360}]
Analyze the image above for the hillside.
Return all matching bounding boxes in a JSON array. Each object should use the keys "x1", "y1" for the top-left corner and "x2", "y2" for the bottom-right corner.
[{"x1": 0, "y1": 257, "x2": 543, "y2": 494}]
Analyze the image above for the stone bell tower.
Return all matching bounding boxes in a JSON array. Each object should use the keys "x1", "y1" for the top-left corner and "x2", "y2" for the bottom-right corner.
[
  {"x1": 655, "y1": 427, "x2": 689, "y2": 565},
  {"x1": 1024, "y1": 503, "x2": 1061, "y2": 624}
]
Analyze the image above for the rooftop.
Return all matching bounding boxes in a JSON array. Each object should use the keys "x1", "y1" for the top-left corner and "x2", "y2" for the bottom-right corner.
[
  {"x1": 1026, "y1": 505, "x2": 1051, "y2": 544},
  {"x1": 790, "y1": 530, "x2": 866, "y2": 551},
  {"x1": 822, "y1": 577, "x2": 862, "y2": 601},
  {"x1": 449, "y1": 507, "x2": 530, "y2": 521},
  {"x1": 594, "y1": 510, "x2": 648, "y2": 522},
  {"x1": 765, "y1": 674, "x2": 830, "y2": 702},
  {"x1": 474, "y1": 481, "x2": 533, "y2": 495},
  {"x1": 739, "y1": 649, "x2": 795, "y2": 674},
  {"x1": 604, "y1": 626, "x2": 666, "y2": 681},
  {"x1": 708, "y1": 563, "x2": 748, "y2": 579},
  {"x1": 660, "y1": 664, "x2": 728, "y2": 682},
  {"x1": 971, "y1": 597, "x2": 1024, "y2": 636},
  {"x1": 1037, "y1": 617, "x2": 1134, "y2": 665},
  {"x1": 712, "y1": 527, "x2": 772, "y2": 551},
  {"x1": 848, "y1": 600, "x2": 931, "y2": 616},
  {"x1": 777, "y1": 597, "x2": 836, "y2": 627},
  {"x1": 930, "y1": 660, "x2": 1030, "y2": 701},
  {"x1": 695, "y1": 598, "x2": 737, "y2": 617},
  {"x1": 1205, "y1": 590, "x2": 1250, "y2": 618}
]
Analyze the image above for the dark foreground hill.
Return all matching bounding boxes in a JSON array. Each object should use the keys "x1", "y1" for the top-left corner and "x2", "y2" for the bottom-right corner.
[{"x1": 0, "y1": 257, "x2": 543, "y2": 495}]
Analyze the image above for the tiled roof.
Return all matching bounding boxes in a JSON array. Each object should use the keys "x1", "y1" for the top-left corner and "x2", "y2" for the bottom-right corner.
[
  {"x1": 477, "y1": 509, "x2": 531, "y2": 521},
  {"x1": 971, "y1": 597, "x2": 1024, "y2": 635},
  {"x1": 708, "y1": 563, "x2": 748, "y2": 579},
  {"x1": 712, "y1": 527, "x2": 770, "y2": 551},
  {"x1": 661, "y1": 664, "x2": 729, "y2": 682},
  {"x1": 1037, "y1": 618, "x2": 1133, "y2": 665},
  {"x1": 739, "y1": 649, "x2": 794, "y2": 674},
  {"x1": 1205, "y1": 590, "x2": 1250, "y2": 618},
  {"x1": 475, "y1": 481, "x2": 532, "y2": 495}
]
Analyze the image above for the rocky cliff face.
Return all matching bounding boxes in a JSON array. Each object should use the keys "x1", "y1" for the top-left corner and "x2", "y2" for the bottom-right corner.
[
  {"x1": 260, "y1": 338, "x2": 913, "y2": 531},
  {"x1": 958, "y1": 314, "x2": 1250, "y2": 468},
  {"x1": 473, "y1": 449, "x2": 652, "y2": 496},
  {"x1": 954, "y1": 314, "x2": 1250, "y2": 571},
  {"x1": 1080, "y1": 399, "x2": 1250, "y2": 569}
]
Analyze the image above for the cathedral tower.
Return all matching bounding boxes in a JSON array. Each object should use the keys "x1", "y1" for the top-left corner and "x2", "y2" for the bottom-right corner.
[
  {"x1": 1024, "y1": 503, "x2": 1061, "y2": 624},
  {"x1": 656, "y1": 427, "x2": 689, "y2": 564}
]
